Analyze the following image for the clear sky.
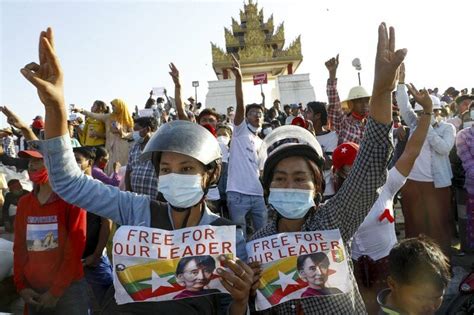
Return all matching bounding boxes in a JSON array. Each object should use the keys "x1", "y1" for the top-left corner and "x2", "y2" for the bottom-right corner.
[{"x1": 1, "y1": 0, "x2": 473, "y2": 127}]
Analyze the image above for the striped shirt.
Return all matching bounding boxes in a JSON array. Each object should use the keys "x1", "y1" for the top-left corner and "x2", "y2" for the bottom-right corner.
[
  {"x1": 127, "y1": 141, "x2": 159, "y2": 200},
  {"x1": 327, "y1": 79, "x2": 366, "y2": 145}
]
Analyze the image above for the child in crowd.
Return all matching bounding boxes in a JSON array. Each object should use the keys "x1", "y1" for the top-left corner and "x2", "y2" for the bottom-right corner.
[{"x1": 377, "y1": 236, "x2": 450, "y2": 315}]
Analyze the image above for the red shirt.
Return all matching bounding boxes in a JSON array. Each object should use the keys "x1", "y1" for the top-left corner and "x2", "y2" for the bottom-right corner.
[{"x1": 13, "y1": 190, "x2": 86, "y2": 297}]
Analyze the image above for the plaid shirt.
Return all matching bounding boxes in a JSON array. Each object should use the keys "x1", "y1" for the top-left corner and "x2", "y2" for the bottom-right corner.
[
  {"x1": 327, "y1": 79, "x2": 366, "y2": 145},
  {"x1": 3, "y1": 135, "x2": 17, "y2": 158},
  {"x1": 127, "y1": 142, "x2": 159, "y2": 200},
  {"x1": 251, "y1": 118, "x2": 393, "y2": 315}
]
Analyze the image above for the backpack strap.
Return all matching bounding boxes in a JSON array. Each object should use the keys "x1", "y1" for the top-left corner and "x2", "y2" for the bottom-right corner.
[{"x1": 210, "y1": 217, "x2": 235, "y2": 227}]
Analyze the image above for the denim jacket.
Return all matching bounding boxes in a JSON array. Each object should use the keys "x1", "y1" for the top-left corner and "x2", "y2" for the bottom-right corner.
[
  {"x1": 396, "y1": 84, "x2": 455, "y2": 188},
  {"x1": 32, "y1": 134, "x2": 247, "y2": 260}
]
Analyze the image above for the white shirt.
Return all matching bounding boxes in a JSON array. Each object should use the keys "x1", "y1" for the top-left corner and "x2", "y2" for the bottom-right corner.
[
  {"x1": 351, "y1": 167, "x2": 407, "y2": 261},
  {"x1": 285, "y1": 115, "x2": 295, "y2": 125},
  {"x1": 219, "y1": 142, "x2": 230, "y2": 163},
  {"x1": 446, "y1": 117, "x2": 462, "y2": 131},
  {"x1": 207, "y1": 142, "x2": 231, "y2": 201},
  {"x1": 408, "y1": 137, "x2": 433, "y2": 182},
  {"x1": 316, "y1": 131, "x2": 338, "y2": 196},
  {"x1": 226, "y1": 122, "x2": 263, "y2": 196}
]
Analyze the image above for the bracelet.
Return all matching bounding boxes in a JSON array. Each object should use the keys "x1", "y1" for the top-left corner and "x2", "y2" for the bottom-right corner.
[{"x1": 422, "y1": 112, "x2": 432, "y2": 116}]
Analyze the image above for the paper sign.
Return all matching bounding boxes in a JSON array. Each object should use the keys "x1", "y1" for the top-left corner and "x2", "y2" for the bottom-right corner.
[
  {"x1": 113, "y1": 225, "x2": 236, "y2": 304},
  {"x1": 246, "y1": 229, "x2": 350, "y2": 311},
  {"x1": 152, "y1": 87, "x2": 165, "y2": 97},
  {"x1": 8, "y1": 205, "x2": 17, "y2": 216},
  {"x1": 138, "y1": 109, "x2": 155, "y2": 117},
  {"x1": 253, "y1": 73, "x2": 268, "y2": 85}
]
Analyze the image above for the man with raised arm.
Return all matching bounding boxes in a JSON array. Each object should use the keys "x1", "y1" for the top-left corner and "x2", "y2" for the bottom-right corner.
[
  {"x1": 226, "y1": 54, "x2": 267, "y2": 238},
  {"x1": 326, "y1": 55, "x2": 371, "y2": 145}
]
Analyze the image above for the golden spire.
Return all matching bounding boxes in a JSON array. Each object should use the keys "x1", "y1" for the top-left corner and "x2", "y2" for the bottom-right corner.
[{"x1": 211, "y1": 0, "x2": 302, "y2": 80}]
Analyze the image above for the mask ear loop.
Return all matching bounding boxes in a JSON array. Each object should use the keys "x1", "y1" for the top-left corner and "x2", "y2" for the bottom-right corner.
[
  {"x1": 202, "y1": 162, "x2": 220, "y2": 196},
  {"x1": 314, "y1": 192, "x2": 322, "y2": 206}
]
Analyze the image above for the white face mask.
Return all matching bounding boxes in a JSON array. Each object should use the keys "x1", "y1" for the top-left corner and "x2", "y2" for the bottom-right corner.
[
  {"x1": 263, "y1": 128, "x2": 272, "y2": 136},
  {"x1": 247, "y1": 122, "x2": 261, "y2": 134},
  {"x1": 151, "y1": 105, "x2": 158, "y2": 110},
  {"x1": 132, "y1": 131, "x2": 142, "y2": 142},
  {"x1": 268, "y1": 188, "x2": 315, "y2": 219},
  {"x1": 217, "y1": 136, "x2": 230, "y2": 145},
  {"x1": 158, "y1": 173, "x2": 204, "y2": 208}
]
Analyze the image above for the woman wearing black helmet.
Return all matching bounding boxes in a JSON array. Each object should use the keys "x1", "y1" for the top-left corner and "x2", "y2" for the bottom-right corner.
[
  {"x1": 248, "y1": 23, "x2": 407, "y2": 314},
  {"x1": 20, "y1": 28, "x2": 252, "y2": 315}
]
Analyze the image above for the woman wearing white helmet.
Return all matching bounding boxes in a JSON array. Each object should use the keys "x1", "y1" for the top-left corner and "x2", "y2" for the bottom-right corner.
[
  {"x1": 19, "y1": 28, "x2": 252, "y2": 315},
  {"x1": 248, "y1": 23, "x2": 406, "y2": 314}
]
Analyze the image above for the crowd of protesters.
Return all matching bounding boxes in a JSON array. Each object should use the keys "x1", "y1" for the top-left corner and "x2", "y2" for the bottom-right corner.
[{"x1": 0, "y1": 23, "x2": 473, "y2": 315}]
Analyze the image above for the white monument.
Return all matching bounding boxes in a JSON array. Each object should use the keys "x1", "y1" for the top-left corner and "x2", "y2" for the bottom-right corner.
[{"x1": 206, "y1": 0, "x2": 315, "y2": 113}]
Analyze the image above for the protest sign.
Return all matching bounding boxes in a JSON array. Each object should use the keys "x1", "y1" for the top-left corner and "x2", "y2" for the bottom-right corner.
[
  {"x1": 112, "y1": 225, "x2": 236, "y2": 304},
  {"x1": 253, "y1": 73, "x2": 267, "y2": 85},
  {"x1": 246, "y1": 229, "x2": 350, "y2": 311},
  {"x1": 152, "y1": 87, "x2": 165, "y2": 97},
  {"x1": 138, "y1": 109, "x2": 154, "y2": 117}
]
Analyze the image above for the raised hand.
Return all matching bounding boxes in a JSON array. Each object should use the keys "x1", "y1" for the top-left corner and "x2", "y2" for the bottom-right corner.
[
  {"x1": 168, "y1": 63, "x2": 181, "y2": 88},
  {"x1": 0, "y1": 106, "x2": 28, "y2": 130},
  {"x1": 372, "y1": 23, "x2": 407, "y2": 94},
  {"x1": 406, "y1": 84, "x2": 433, "y2": 113},
  {"x1": 325, "y1": 54, "x2": 339, "y2": 80},
  {"x1": 20, "y1": 27, "x2": 64, "y2": 109},
  {"x1": 398, "y1": 63, "x2": 406, "y2": 84},
  {"x1": 230, "y1": 53, "x2": 245, "y2": 125},
  {"x1": 230, "y1": 54, "x2": 242, "y2": 79},
  {"x1": 0, "y1": 106, "x2": 38, "y2": 140}
]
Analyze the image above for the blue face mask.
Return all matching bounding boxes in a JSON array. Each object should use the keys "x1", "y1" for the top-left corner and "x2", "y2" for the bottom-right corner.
[
  {"x1": 158, "y1": 173, "x2": 204, "y2": 208},
  {"x1": 268, "y1": 188, "x2": 315, "y2": 219},
  {"x1": 132, "y1": 131, "x2": 142, "y2": 142}
]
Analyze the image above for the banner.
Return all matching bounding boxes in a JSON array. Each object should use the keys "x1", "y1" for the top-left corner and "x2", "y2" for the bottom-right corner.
[
  {"x1": 246, "y1": 229, "x2": 350, "y2": 311},
  {"x1": 113, "y1": 225, "x2": 236, "y2": 304}
]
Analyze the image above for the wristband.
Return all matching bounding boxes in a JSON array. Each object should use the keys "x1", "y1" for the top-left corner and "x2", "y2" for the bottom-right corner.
[{"x1": 422, "y1": 112, "x2": 432, "y2": 116}]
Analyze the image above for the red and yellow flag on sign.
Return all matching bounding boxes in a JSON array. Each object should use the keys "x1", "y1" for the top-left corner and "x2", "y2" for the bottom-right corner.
[
  {"x1": 116, "y1": 254, "x2": 233, "y2": 301},
  {"x1": 258, "y1": 256, "x2": 337, "y2": 306},
  {"x1": 258, "y1": 257, "x2": 306, "y2": 305},
  {"x1": 116, "y1": 258, "x2": 183, "y2": 301}
]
